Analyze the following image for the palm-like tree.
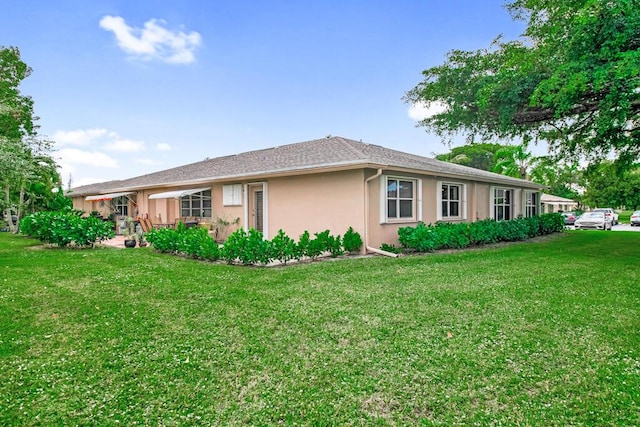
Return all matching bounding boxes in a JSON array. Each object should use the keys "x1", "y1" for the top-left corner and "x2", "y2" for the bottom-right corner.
[{"x1": 492, "y1": 144, "x2": 537, "y2": 180}]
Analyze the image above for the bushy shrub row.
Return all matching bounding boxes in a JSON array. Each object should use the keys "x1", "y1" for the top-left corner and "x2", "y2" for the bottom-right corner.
[
  {"x1": 20, "y1": 208, "x2": 115, "y2": 247},
  {"x1": 146, "y1": 225, "x2": 363, "y2": 266},
  {"x1": 398, "y1": 213, "x2": 565, "y2": 253}
]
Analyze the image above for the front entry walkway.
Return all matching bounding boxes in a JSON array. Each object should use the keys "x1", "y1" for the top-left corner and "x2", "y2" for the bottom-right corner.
[{"x1": 101, "y1": 235, "x2": 128, "y2": 248}]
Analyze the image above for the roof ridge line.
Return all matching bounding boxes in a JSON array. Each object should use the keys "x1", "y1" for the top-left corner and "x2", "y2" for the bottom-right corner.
[{"x1": 339, "y1": 137, "x2": 369, "y2": 161}]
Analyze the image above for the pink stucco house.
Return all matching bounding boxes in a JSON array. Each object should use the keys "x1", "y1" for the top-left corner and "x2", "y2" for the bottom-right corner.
[{"x1": 69, "y1": 136, "x2": 544, "y2": 252}]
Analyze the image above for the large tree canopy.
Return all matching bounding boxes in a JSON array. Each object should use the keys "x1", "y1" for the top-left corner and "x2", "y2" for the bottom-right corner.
[
  {"x1": 434, "y1": 142, "x2": 504, "y2": 171},
  {"x1": 582, "y1": 161, "x2": 640, "y2": 209},
  {"x1": 1, "y1": 46, "x2": 66, "y2": 232},
  {"x1": 0, "y1": 46, "x2": 36, "y2": 140},
  {"x1": 406, "y1": 0, "x2": 640, "y2": 165}
]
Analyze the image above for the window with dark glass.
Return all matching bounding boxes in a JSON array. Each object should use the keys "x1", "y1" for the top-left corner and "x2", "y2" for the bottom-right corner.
[
  {"x1": 441, "y1": 183, "x2": 461, "y2": 218},
  {"x1": 493, "y1": 188, "x2": 513, "y2": 221},
  {"x1": 112, "y1": 196, "x2": 129, "y2": 216},
  {"x1": 387, "y1": 178, "x2": 414, "y2": 220},
  {"x1": 525, "y1": 192, "x2": 538, "y2": 217},
  {"x1": 180, "y1": 190, "x2": 212, "y2": 218}
]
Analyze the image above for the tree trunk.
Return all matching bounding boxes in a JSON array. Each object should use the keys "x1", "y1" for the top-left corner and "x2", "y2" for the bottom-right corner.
[
  {"x1": 4, "y1": 182, "x2": 16, "y2": 233},
  {"x1": 16, "y1": 179, "x2": 26, "y2": 234}
]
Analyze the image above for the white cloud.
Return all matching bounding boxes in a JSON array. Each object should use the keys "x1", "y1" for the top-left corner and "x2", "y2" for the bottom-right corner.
[
  {"x1": 56, "y1": 148, "x2": 119, "y2": 188},
  {"x1": 408, "y1": 101, "x2": 448, "y2": 121},
  {"x1": 53, "y1": 128, "x2": 109, "y2": 146},
  {"x1": 104, "y1": 138, "x2": 145, "y2": 152},
  {"x1": 99, "y1": 15, "x2": 202, "y2": 64},
  {"x1": 53, "y1": 128, "x2": 146, "y2": 153},
  {"x1": 73, "y1": 177, "x2": 112, "y2": 187},
  {"x1": 57, "y1": 148, "x2": 119, "y2": 168},
  {"x1": 52, "y1": 127, "x2": 171, "y2": 187},
  {"x1": 135, "y1": 158, "x2": 162, "y2": 165}
]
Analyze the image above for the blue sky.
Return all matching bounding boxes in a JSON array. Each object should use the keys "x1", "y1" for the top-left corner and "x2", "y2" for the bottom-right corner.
[{"x1": 2, "y1": 1, "x2": 529, "y2": 187}]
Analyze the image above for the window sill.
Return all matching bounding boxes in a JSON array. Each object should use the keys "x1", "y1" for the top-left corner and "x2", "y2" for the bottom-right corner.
[{"x1": 382, "y1": 218, "x2": 418, "y2": 225}]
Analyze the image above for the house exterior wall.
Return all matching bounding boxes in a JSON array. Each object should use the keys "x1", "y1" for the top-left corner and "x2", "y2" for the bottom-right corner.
[
  {"x1": 475, "y1": 184, "x2": 491, "y2": 220},
  {"x1": 541, "y1": 202, "x2": 578, "y2": 213},
  {"x1": 71, "y1": 166, "x2": 542, "y2": 252},
  {"x1": 73, "y1": 198, "x2": 96, "y2": 215},
  {"x1": 266, "y1": 169, "x2": 366, "y2": 242},
  {"x1": 365, "y1": 171, "x2": 540, "y2": 249}
]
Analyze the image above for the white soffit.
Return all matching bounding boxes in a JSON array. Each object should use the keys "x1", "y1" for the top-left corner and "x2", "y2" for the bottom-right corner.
[
  {"x1": 85, "y1": 192, "x2": 134, "y2": 201},
  {"x1": 148, "y1": 188, "x2": 210, "y2": 200}
]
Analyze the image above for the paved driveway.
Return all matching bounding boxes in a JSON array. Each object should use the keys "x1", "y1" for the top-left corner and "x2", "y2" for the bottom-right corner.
[
  {"x1": 566, "y1": 223, "x2": 640, "y2": 232},
  {"x1": 611, "y1": 223, "x2": 640, "y2": 232}
]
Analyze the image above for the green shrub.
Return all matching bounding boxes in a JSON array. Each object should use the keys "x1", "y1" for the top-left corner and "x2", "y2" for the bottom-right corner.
[
  {"x1": 20, "y1": 209, "x2": 114, "y2": 247},
  {"x1": 539, "y1": 213, "x2": 565, "y2": 234},
  {"x1": 191, "y1": 231, "x2": 220, "y2": 261},
  {"x1": 297, "y1": 230, "x2": 311, "y2": 259},
  {"x1": 220, "y1": 228, "x2": 247, "y2": 264},
  {"x1": 270, "y1": 229, "x2": 298, "y2": 264},
  {"x1": 146, "y1": 228, "x2": 181, "y2": 253},
  {"x1": 72, "y1": 216, "x2": 115, "y2": 247},
  {"x1": 152, "y1": 225, "x2": 360, "y2": 266},
  {"x1": 176, "y1": 227, "x2": 219, "y2": 261},
  {"x1": 380, "y1": 243, "x2": 402, "y2": 254},
  {"x1": 343, "y1": 227, "x2": 363, "y2": 253},
  {"x1": 328, "y1": 234, "x2": 343, "y2": 258},
  {"x1": 398, "y1": 222, "x2": 438, "y2": 252},
  {"x1": 399, "y1": 214, "x2": 564, "y2": 253},
  {"x1": 307, "y1": 230, "x2": 330, "y2": 259},
  {"x1": 243, "y1": 229, "x2": 272, "y2": 265}
]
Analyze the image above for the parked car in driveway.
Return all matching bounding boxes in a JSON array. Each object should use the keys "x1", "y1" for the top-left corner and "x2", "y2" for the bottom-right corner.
[
  {"x1": 562, "y1": 211, "x2": 578, "y2": 225},
  {"x1": 592, "y1": 208, "x2": 618, "y2": 225},
  {"x1": 574, "y1": 212, "x2": 612, "y2": 230},
  {"x1": 630, "y1": 211, "x2": 640, "y2": 226}
]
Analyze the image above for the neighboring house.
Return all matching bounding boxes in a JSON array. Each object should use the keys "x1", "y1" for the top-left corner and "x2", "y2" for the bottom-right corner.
[
  {"x1": 540, "y1": 193, "x2": 579, "y2": 213},
  {"x1": 69, "y1": 136, "x2": 545, "y2": 252}
]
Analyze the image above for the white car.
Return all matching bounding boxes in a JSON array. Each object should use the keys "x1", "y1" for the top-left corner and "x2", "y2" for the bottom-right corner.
[
  {"x1": 592, "y1": 208, "x2": 618, "y2": 225},
  {"x1": 630, "y1": 211, "x2": 640, "y2": 226},
  {"x1": 574, "y1": 212, "x2": 613, "y2": 230}
]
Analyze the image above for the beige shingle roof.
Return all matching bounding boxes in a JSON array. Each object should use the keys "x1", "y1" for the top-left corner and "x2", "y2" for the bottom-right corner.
[
  {"x1": 70, "y1": 136, "x2": 543, "y2": 196},
  {"x1": 541, "y1": 193, "x2": 577, "y2": 203}
]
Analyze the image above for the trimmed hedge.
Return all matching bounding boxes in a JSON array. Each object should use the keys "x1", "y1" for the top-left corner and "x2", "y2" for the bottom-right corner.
[
  {"x1": 398, "y1": 214, "x2": 565, "y2": 253},
  {"x1": 146, "y1": 225, "x2": 363, "y2": 266},
  {"x1": 20, "y1": 209, "x2": 115, "y2": 247}
]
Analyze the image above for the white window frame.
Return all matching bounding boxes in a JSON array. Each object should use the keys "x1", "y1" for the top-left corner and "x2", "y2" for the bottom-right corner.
[
  {"x1": 181, "y1": 190, "x2": 212, "y2": 218},
  {"x1": 243, "y1": 182, "x2": 269, "y2": 239},
  {"x1": 490, "y1": 187, "x2": 514, "y2": 221},
  {"x1": 380, "y1": 176, "x2": 421, "y2": 223},
  {"x1": 223, "y1": 184, "x2": 243, "y2": 206},
  {"x1": 524, "y1": 191, "x2": 539, "y2": 218},
  {"x1": 111, "y1": 196, "x2": 129, "y2": 216},
  {"x1": 437, "y1": 181, "x2": 467, "y2": 221}
]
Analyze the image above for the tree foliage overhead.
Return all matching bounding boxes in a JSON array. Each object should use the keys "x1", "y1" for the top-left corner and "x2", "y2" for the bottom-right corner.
[
  {"x1": 434, "y1": 142, "x2": 504, "y2": 171},
  {"x1": 582, "y1": 161, "x2": 640, "y2": 209},
  {"x1": 492, "y1": 144, "x2": 537, "y2": 180},
  {"x1": 529, "y1": 157, "x2": 583, "y2": 201},
  {"x1": 406, "y1": 0, "x2": 640, "y2": 165},
  {"x1": 0, "y1": 46, "x2": 36, "y2": 140},
  {"x1": 1, "y1": 46, "x2": 67, "y2": 231}
]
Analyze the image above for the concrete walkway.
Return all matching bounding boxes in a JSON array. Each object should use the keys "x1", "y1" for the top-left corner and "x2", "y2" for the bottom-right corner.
[
  {"x1": 100, "y1": 235, "x2": 149, "y2": 248},
  {"x1": 100, "y1": 235, "x2": 126, "y2": 248}
]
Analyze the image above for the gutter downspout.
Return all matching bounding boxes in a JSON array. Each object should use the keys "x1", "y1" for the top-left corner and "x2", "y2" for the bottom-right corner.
[{"x1": 364, "y1": 168, "x2": 398, "y2": 258}]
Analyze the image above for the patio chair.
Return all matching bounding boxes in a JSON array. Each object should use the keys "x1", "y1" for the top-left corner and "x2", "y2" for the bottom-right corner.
[{"x1": 140, "y1": 218, "x2": 155, "y2": 232}]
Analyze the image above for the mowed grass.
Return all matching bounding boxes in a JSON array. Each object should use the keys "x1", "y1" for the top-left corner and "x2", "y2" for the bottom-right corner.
[{"x1": 0, "y1": 231, "x2": 638, "y2": 426}]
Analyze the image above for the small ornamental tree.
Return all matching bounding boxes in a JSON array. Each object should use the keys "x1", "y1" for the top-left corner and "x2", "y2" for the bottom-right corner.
[{"x1": 342, "y1": 227, "x2": 363, "y2": 253}]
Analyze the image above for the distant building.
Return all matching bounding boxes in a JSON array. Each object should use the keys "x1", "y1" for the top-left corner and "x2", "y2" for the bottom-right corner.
[{"x1": 541, "y1": 193, "x2": 578, "y2": 213}]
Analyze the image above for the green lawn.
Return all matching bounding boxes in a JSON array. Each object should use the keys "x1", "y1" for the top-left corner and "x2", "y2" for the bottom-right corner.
[
  {"x1": 1, "y1": 231, "x2": 638, "y2": 426},
  {"x1": 618, "y1": 210, "x2": 633, "y2": 223}
]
